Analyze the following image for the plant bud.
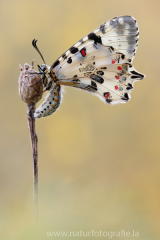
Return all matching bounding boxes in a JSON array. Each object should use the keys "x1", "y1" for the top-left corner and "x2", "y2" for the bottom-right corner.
[{"x1": 18, "y1": 60, "x2": 43, "y2": 105}]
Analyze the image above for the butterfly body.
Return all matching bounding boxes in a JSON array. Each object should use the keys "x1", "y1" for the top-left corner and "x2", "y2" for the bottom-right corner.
[{"x1": 33, "y1": 16, "x2": 145, "y2": 119}]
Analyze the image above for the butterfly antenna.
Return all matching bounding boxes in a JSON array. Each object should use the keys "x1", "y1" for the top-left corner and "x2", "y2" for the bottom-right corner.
[{"x1": 32, "y1": 39, "x2": 46, "y2": 64}]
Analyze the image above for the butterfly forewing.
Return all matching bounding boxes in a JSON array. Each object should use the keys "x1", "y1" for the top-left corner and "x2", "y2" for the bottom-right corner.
[{"x1": 51, "y1": 16, "x2": 143, "y2": 103}]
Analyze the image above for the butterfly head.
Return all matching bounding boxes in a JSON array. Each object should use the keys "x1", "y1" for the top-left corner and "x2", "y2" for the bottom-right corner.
[
  {"x1": 39, "y1": 64, "x2": 50, "y2": 74},
  {"x1": 39, "y1": 64, "x2": 53, "y2": 90}
]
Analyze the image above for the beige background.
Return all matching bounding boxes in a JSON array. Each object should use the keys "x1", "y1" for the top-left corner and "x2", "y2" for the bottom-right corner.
[{"x1": 0, "y1": 0, "x2": 160, "y2": 239}]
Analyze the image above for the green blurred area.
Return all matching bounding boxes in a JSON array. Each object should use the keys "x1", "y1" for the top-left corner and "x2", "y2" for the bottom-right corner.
[{"x1": 0, "y1": 0, "x2": 160, "y2": 239}]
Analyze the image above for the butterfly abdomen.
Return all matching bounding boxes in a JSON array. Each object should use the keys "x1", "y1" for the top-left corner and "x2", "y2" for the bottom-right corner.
[{"x1": 34, "y1": 84, "x2": 61, "y2": 119}]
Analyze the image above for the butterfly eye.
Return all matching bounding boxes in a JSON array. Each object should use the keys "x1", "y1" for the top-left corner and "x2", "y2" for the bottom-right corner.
[
  {"x1": 41, "y1": 65, "x2": 46, "y2": 72},
  {"x1": 43, "y1": 77, "x2": 48, "y2": 86}
]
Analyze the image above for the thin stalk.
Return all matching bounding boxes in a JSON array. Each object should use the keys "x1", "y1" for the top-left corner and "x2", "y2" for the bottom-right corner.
[{"x1": 27, "y1": 103, "x2": 38, "y2": 224}]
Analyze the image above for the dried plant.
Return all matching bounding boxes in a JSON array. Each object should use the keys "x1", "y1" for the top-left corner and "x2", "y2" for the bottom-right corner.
[{"x1": 18, "y1": 60, "x2": 43, "y2": 223}]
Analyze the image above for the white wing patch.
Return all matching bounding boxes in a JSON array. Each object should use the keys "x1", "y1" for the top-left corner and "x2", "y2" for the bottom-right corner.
[{"x1": 97, "y1": 15, "x2": 139, "y2": 62}]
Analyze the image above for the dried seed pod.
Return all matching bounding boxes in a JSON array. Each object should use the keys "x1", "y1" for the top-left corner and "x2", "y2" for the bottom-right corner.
[
  {"x1": 18, "y1": 60, "x2": 40, "y2": 222},
  {"x1": 18, "y1": 60, "x2": 43, "y2": 105}
]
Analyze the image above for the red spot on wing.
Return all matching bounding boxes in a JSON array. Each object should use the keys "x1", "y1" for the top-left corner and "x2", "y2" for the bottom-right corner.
[
  {"x1": 118, "y1": 66, "x2": 123, "y2": 70},
  {"x1": 112, "y1": 60, "x2": 116, "y2": 64},
  {"x1": 104, "y1": 92, "x2": 110, "y2": 99},
  {"x1": 115, "y1": 75, "x2": 120, "y2": 79},
  {"x1": 115, "y1": 85, "x2": 119, "y2": 90},
  {"x1": 80, "y1": 48, "x2": 86, "y2": 57}
]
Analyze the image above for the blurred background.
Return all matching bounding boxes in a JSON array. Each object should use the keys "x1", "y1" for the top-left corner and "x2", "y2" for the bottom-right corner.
[{"x1": 0, "y1": 0, "x2": 160, "y2": 239}]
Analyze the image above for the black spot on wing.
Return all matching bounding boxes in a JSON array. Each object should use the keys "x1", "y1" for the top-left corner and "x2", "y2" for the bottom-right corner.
[
  {"x1": 126, "y1": 83, "x2": 133, "y2": 90},
  {"x1": 96, "y1": 71, "x2": 104, "y2": 76},
  {"x1": 90, "y1": 74, "x2": 104, "y2": 84},
  {"x1": 121, "y1": 93, "x2": 129, "y2": 101},
  {"x1": 70, "y1": 46, "x2": 79, "y2": 54},
  {"x1": 131, "y1": 71, "x2": 144, "y2": 79},
  {"x1": 62, "y1": 53, "x2": 67, "y2": 60},
  {"x1": 109, "y1": 46, "x2": 114, "y2": 52},
  {"x1": 91, "y1": 81, "x2": 97, "y2": 90},
  {"x1": 67, "y1": 57, "x2": 72, "y2": 64},
  {"x1": 85, "y1": 81, "x2": 98, "y2": 92},
  {"x1": 51, "y1": 60, "x2": 60, "y2": 69},
  {"x1": 88, "y1": 32, "x2": 102, "y2": 45},
  {"x1": 101, "y1": 67, "x2": 107, "y2": 70},
  {"x1": 125, "y1": 63, "x2": 132, "y2": 68},
  {"x1": 72, "y1": 79, "x2": 80, "y2": 82},
  {"x1": 72, "y1": 74, "x2": 80, "y2": 82},
  {"x1": 106, "y1": 99, "x2": 112, "y2": 103},
  {"x1": 131, "y1": 75, "x2": 139, "y2": 79}
]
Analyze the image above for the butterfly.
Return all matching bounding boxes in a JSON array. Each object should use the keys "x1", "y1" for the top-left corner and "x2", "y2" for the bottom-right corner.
[{"x1": 32, "y1": 15, "x2": 145, "y2": 119}]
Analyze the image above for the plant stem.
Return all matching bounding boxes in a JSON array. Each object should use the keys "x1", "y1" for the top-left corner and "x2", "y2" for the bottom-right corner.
[{"x1": 27, "y1": 103, "x2": 38, "y2": 224}]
